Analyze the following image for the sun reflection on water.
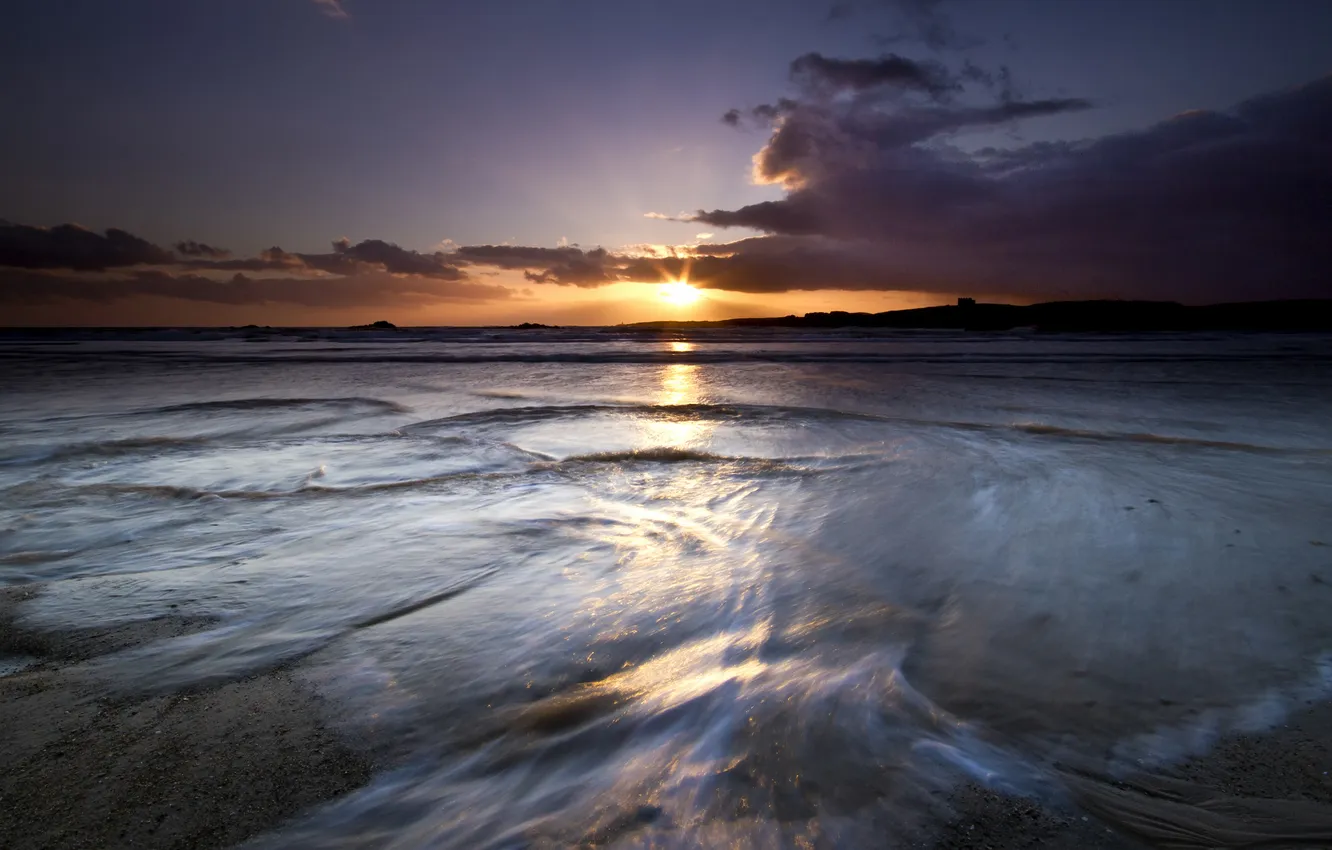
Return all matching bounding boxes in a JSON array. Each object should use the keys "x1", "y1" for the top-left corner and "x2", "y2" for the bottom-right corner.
[
  {"x1": 659, "y1": 364, "x2": 696, "y2": 407},
  {"x1": 645, "y1": 341, "x2": 715, "y2": 448},
  {"x1": 552, "y1": 334, "x2": 793, "y2": 799}
]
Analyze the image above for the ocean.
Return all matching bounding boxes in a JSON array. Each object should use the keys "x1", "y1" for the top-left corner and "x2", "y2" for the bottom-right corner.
[{"x1": 3, "y1": 327, "x2": 1332, "y2": 847}]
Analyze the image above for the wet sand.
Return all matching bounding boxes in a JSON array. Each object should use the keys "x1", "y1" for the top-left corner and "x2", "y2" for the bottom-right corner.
[
  {"x1": 933, "y1": 696, "x2": 1332, "y2": 849},
  {"x1": 4, "y1": 584, "x2": 1332, "y2": 849},
  {"x1": 0, "y1": 587, "x2": 372, "y2": 850}
]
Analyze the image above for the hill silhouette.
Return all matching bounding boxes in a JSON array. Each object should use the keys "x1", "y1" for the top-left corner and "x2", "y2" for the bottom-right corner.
[{"x1": 623, "y1": 299, "x2": 1332, "y2": 332}]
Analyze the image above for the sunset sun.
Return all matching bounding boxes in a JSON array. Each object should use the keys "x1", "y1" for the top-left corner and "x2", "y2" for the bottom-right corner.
[{"x1": 659, "y1": 280, "x2": 701, "y2": 305}]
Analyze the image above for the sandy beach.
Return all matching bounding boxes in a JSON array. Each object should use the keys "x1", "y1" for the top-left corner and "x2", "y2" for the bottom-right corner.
[
  {"x1": 0, "y1": 587, "x2": 372, "y2": 850},
  {"x1": 4, "y1": 585, "x2": 1332, "y2": 849}
]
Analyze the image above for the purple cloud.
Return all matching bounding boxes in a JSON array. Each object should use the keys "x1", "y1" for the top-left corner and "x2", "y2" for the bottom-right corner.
[{"x1": 690, "y1": 74, "x2": 1331, "y2": 301}]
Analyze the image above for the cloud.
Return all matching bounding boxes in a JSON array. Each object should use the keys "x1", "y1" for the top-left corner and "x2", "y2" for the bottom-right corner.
[
  {"x1": 455, "y1": 245, "x2": 621, "y2": 287},
  {"x1": 177, "y1": 247, "x2": 302, "y2": 273},
  {"x1": 180, "y1": 238, "x2": 468, "y2": 279},
  {"x1": 331, "y1": 238, "x2": 466, "y2": 278},
  {"x1": 721, "y1": 45, "x2": 1087, "y2": 193},
  {"x1": 0, "y1": 223, "x2": 176, "y2": 270},
  {"x1": 449, "y1": 243, "x2": 729, "y2": 288},
  {"x1": 748, "y1": 97, "x2": 1090, "y2": 190},
  {"x1": 726, "y1": 45, "x2": 1092, "y2": 191},
  {"x1": 685, "y1": 75, "x2": 1332, "y2": 301},
  {"x1": 1, "y1": 227, "x2": 493, "y2": 310},
  {"x1": 790, "y1": 52, "x2": 958, "y2": 99},
  {"x1": 0, "y1": 268, "x2": 509, "y2": 308},
  {"x1": 174, "y1": 240, "x2": 230, "y2": 259},
  {"x1": 311, "y1": 0, "x2": 349, "y2": 20},
  {"x1": 723, "y1": 99, "x2": 802, "y2": 130},
  {"x1": 643, "y1": 211, "x2": 697, "y2": 220}
]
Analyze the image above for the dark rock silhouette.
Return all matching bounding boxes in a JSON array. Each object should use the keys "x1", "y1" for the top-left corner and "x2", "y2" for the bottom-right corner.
[
  {"x1": 348, "y1": 320, "x2": 397, "y2": 330},
  {"x1": 623, "y1": 299, "x2": 1332, "y2": 333}
]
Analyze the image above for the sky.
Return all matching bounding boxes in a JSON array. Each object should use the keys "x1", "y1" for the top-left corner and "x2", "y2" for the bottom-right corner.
[{"x1": 1, "y1": 0, "x2": 1329, "y2": 326}]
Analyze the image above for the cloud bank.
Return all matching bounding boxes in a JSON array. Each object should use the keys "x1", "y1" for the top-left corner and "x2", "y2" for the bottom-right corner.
[
  {"x1": 686, "y1": 69, "x2": 1331, "y2": 301},
  {"x1": 0, "y1": 223, "x2": 176, "y2": 270},
  {"x1": 0, "y1": 225, "x2": 504, "y2": 309}
]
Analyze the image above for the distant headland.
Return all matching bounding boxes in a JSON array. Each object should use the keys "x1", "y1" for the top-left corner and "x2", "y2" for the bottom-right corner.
[
  {"x1": 621, "y1": 298, "x2": 1332, "y2": 333},
  {"x1": 347, "y1": 320, "x2": 559, "y2": 330}
]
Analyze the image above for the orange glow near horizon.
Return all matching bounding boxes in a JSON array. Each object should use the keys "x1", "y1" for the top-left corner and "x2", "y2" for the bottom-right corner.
[{"x1": 4, "y1": 281, "x2": 959, "y2": 327}]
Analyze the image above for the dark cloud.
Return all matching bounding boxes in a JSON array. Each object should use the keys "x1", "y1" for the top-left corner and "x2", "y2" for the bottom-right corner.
[
  {"x1": 790, "y1": 52, "x2": 958, "y2": 99},
  {"x1": 451, "y1": 244, "x2": 722, "y2": 288},
  {"x1": 0, "y1": 268, "x2": 509, "y2": 308},
  {"x1": 721, "y1": 43, "x2": 1083, "y2": 191},
  {"x1": 0, "y1": 226, "x2": 490, "y2": 310},
  {"x1": 0, "y1": 223, "x2": 175, "y2": 270},
  {"x1": 721, "y1": 99, "x2": 801, "y2": 130},
  {"x1": 177, "y1": 247, "x2": 300, "y2": 273},
  {"x1": 686, "y1": 76, "x2": 1332, "y2": 301},
  {"x1": 702, "y1": 41, "x2": 1324, "y2": 301},
  {"x1": 174, "y1": 240, "x2": 231, "y2": 259},
  {"x1": 181, "y1": 239, "x2": 467, "y2": 280},
  {"x1": 0, "y1": 221, "x2": 480, "y2": 312},
  {"x1": 959, "y1": 61, "x2": 1016, "y2": 100},
  {"x1": 744, "y1": 97, "x2": 1090, "y2": 187},
  {"x1": 455, "y1": 245, "x2": 620, "y2": 287},
  {"x1": 753, "y1": 100, "x2": 798, "y2": 121},
  {"x1": 454, "y1": 245, "x2": 600, "y2": 268},
  {"x1": 654, "y1": 238, "x2": 903, "y2": 293},
  {"x1": 330, "y1": 238, "x2": 466, "y2": 279}
]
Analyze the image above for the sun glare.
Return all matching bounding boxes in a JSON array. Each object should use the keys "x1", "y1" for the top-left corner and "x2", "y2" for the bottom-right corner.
[{"x1": 659, "y1": 280, "x2": 702, "y2": 306}]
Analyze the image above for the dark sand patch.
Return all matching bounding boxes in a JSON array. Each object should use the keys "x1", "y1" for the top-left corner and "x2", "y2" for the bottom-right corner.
[
  {"x1": 935, "y1": 700, "x2": 1332, "y2": 849},
  {"x1": 0, "y1": 586, "x2": 373, "y2": 850},
  {"x1": 0, "y1": 584, "x2": 213, "y2": 666},
  {"x1": 932, "y1": 786, "x2": 1145, "y2": 849}
]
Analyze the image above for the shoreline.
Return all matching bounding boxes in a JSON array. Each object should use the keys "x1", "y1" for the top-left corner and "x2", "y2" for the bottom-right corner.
[
  {"x1": 4, "y1": 586, "x2": 1332, "y2": 849},
  {"x1": 0, "y1": 587, "x2": 373, "y2": 850}
]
